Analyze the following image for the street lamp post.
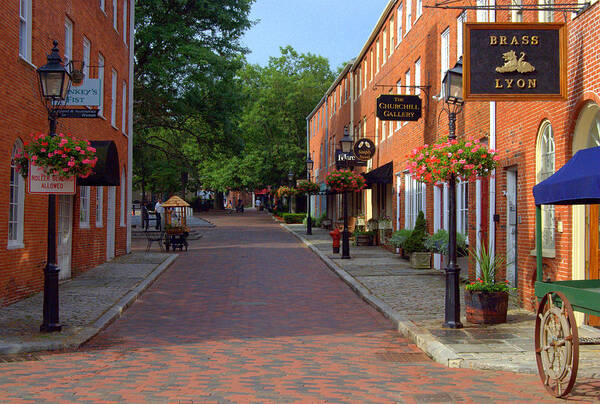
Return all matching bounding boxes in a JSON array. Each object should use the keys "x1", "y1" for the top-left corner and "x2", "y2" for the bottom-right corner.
[
  {"x1": 339, "y1": 127, "x2": 353, "y2": 260},
  {"x1": 441, "y1": 58, "x2": 464, "y2": 329},
  {"x1": 288, "y1": 170, "x2": 294, "y2": 213},
  {"x1": 306, "y1": 156, "x2": 314, "y2": 235},
  {"x1": 37, "y1": 41, "x2": 72, "y2": 332}
]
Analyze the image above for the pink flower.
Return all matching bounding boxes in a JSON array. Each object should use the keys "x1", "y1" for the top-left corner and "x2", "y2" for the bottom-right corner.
[
  {"x1": 48, "y1": 153, "x2": 53, "y2": 158},
  {"x1": 75, "y1": 146, "x2": 81, "y2": 151},
  {"x1": 459, "y1": 159, "x2": 466, "y2": 164},
  {"x1": 86, "y1": 146, "x2": 96, "y2": 152},
  {"x1": 493, "y1": 155, "x2": 501, "y2": 161},
  {"x1": 80, "y1": 150, "x2": 86, "y2": 155},
  {"x1": 67, "y1": 161, "x2": 75, "y2": 167},
  {"x1": 40, "y1": 148, "x2": 46, "y2": 152},
  {"x1": 31, "y1": 155, "x2": 38, "y2": 161}
]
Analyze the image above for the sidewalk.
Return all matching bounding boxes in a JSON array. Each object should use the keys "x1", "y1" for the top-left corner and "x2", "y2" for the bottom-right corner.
[
  {"x1": 0, "y1": 252, "x2": 176, "y2": 355},
  {"x1": 281, "y1": 221, "x2": 600, "y2": 378}
]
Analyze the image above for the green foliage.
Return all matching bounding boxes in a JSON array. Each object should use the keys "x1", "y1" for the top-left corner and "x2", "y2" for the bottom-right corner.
[
  {"x1": 390, "y1": 229, "x2": 413, "y2": 249},
  {"x1": 314, "y1": 212, "x2": 327, "y2": 227},
  {"x1": 424, "y1": 229, "x2": 468, "y2": 256},
  {"x1": 466, "y1": 243, "x2": 514, "y2": 293},
  {"x1": 282, "y1": 213, "x2": 307, "y2": 224},
  {"x1": 402, "y1": 211, "x2": 429, "y2": 254},
  {"x1": 353, "y1": 229, "x2": 376, "y2": 236}
]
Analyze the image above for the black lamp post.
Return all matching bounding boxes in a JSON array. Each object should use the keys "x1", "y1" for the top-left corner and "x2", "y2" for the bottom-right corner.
[
  {"x1": 288, "y1": 170, "x2": 294, "y2": 213},
  {"x1": 37, "y1": 41, "x2": 72, "y2": 332},
  {"x1": 441, "y1": 57, "x2": 464, "y2": 329},
  {"x1": 306, "y1": 156, "x2": 314, "y2": 235},
  {"x1": 339, "y1": 126, "x2": 353, "y2": 260}
]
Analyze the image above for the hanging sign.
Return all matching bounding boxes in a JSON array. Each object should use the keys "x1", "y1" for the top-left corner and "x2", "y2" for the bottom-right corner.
[
  {"x1": 464, "y1": 23, "x2": 566, "y2": 101},
  {"x1": 335, "y1": 150, "x2": 367, "y2": 169},
  {"x1": 56, "y1": 108, "x2": 99, "y2": 118},
  {"x1": 65, "y1": 78, "x2": 101, "y2": 106},
  {"x1": 353, "y1": 138, "x2": 376, "y2": 161},
  {"x1": 376, "y1": 94, "x2": 422, "y2": 121},
  {"x1": 28, "y1": 164, "x2": 76, "y2": 195}
]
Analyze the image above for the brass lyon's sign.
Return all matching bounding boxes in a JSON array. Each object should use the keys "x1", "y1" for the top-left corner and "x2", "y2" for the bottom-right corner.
[
  {"x1": 464, "y1": 23, "x2": 566, "y2": 101},
  {"x1": 376, "y1": 94, "x2": 422, "y2": 121}
]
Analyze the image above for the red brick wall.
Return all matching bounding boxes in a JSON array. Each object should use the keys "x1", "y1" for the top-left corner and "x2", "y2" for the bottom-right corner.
[{"x1": 0, "y1": 0, "x2": 130, "y2": 306}]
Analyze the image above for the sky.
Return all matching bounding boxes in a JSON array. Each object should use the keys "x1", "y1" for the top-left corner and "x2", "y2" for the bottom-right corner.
[{"x1": 242, "y1": 0, "x2": 391, "y2": 71}]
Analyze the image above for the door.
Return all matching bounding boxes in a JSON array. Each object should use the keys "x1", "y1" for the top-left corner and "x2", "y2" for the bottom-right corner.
[
  {"x1": 106, "y1": 187, "x2": 116, "y2": 260},
  {"x1": 506, "y1": 169, "x2": 518, "y2": 287},
  {"x1": 588, "y1": 205, "x2": 600, "y2": 326},
  {"x1": 57, "y1": 195, "x2": 73, "y2": 280}
]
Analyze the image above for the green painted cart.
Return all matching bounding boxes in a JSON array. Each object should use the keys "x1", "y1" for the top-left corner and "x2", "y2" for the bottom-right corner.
[{"x1": 533, "y1": 146, "x2": 600, "y2": 397}]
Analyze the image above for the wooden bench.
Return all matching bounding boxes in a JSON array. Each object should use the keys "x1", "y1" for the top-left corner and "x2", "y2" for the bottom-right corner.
[{"x1": 144, "y1": 230, "x2": 165, "y2": 252}]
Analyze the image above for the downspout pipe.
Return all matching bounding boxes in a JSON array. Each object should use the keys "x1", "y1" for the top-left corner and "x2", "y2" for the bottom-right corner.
[{"x1": 488, "y1": 101, "x2": 496, "y2": 258}]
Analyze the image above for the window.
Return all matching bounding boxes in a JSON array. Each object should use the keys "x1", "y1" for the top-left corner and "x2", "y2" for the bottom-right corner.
[
  {"x1": 414, "y1": 59, "x2": 421, "y2": 95},
  {"x1": 370, "y1": 49, "x2": 374, "y2": 81},
  {"x1": 539, "y1": 0, "x2": 554, "y2": 22},
  {"x1": 8, "y1": 140, "x2": 25, "y2": 248},
  {"x1": 80, "y1": 186, "x2": 90, "y2": 227},
  {"x1": 375, "y1": 117, "x2": 379, "y2": 146},
  {"x1": 96, "y1": 187, "x2": 103, "y2": 227},
  {"x1": 388, "y1": 89, "x2": 393, "y2": 138},
  {"x1": 390, "y1": 17, "x2": 395, "y2": 53},
  {"x1": 397, "y1": 4, "x2": 403, "y2": 43},
  {"x1": 383, "y1": 29, "x2": 388, "y2": 64},
  {"x1": 113, "y1": 0, "x2": 118, "y2": 30},
  {"x1": 98, "y1": 54, "x2": 105, "y2": 116},
  {"x1": 123, "y1": 0, "x2": 128, "y2": 43},
  {"x1": 382, "y1": 119, "x2": 386, "y2": 142},
  {"x1": 457, "y1": 180, "x2": 469, "y2": 237},
  {"x1": 537, "y1": 121, "x2": 555, "y2": 249},
  {"x1": 19, "y1": 0, "x2": 32, "y2": 61},
  {"x1": 477, "y1": 0, "x2": 489, "y2": 22},
  {"x1": 65, "y1": 18, "x2": 73, "y2": 66},
  {"x1": 363, "y1": 62, "x2": 367, "y2": 90},
  {"x1": 416, "y1": 0, "x2": 423, "y2": 19},
  {"x1": 512, "y1": 0, "x2": 523, "y2": 22},
  {"x1": 396, "y1": 79, "x2": 402, "y2": 130},
  {"x1": 120, "y1": 168, "x2": 126, "y2": 226},
  {"x1": 404, "y1": 174, "x2": 426, "y2": 229},
  {"x1": 83, "y1": 37, "x2": 91, "y2": 78},
  {"x1": 457, "y1": 12, "x2": 467, "y2": 59},
  {"x1": 376, "y1": 40, "x2": 380, "y2": 73},
  {"x1": 100, "y1": 0, "x2": 105, "y2": 12},
  {"x1": 441, "y1": 28, "x2": 450, "y2": 96},
  {"x1": 111, "y1": 69, "x2": 117, "y2": 127},
  {"x1": 122, "y1": 81, "x2": 127, "y2": 134},
  {"x1": 406, "y1": 0, "x2": 412, "y2": 34}
]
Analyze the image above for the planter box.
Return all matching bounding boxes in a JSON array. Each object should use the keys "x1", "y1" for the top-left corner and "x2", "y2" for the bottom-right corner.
[
  {"x1": 410, "y1": 252, "x2": 431, "y2": 269},
  {"x1": 465, "y1": 290, "x2": 508, "y2": 324},
  {"x1": 355, "y1": 234, "x2": 373, "y2": 246}
]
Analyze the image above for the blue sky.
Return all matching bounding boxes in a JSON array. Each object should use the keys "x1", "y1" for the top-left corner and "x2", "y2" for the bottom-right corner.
[{"x1": 242, "y1": 0, "x2": 391, "y2": 70}]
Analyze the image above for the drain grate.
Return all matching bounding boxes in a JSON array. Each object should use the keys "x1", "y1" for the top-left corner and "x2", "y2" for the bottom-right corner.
[
  {"x1": 0, "y1": 353, "x2": 42, "y2": 363},
  {"x1": 580, "y1": 337, "x2": 600, "y2": 345},
  {"x1": 376, "y1": 351, "x2": 429, "y2": 363}
]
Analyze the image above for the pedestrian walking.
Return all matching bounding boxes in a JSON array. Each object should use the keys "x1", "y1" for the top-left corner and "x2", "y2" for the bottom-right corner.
[
  {"x1": 255, "y1": 198, "x2": 262, "y2": 211},
  {"x1": 155, "y1": 198, "x2": 164, "y2": 230},
  {"x1": 141, "y1": 201, "x2": 149, "y2": 230}
]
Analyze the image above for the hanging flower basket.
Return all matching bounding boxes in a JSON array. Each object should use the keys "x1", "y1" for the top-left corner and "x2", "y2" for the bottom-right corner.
[
  {"x1": 326, "y1": 169, "x2": 367, "y2": 193},
  {"x1": 14, "y1": 132, "x2": 98, "y2": 179},
  {"x1": 406, "y1": 137, "x2": 500, "y2": 185},
  {"x1": 276, "y1": 186, "x2": 296, "y2": 198},
  {"x1": 295, "y1": 180, "x2": 320, "y2": 195}
]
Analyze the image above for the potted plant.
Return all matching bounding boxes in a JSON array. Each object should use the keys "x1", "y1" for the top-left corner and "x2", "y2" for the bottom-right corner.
[
  {"x1": 424, "y1": 229, "x2": 468, "y2": 257},
  {"x1": 464, "y1": 243, "x2": 513, "y2": 324},
  {"x1": 390, "y1": 228, "x2": 412, "y2": 257},
  {"x1": 378, "y1": 216, "x2": 393, "y2": 245},
  {"x1": 325, "y1": 169, "x2": 367, "y2": 193},
  {"x1": 295, "y1": 180, "x2": 320, "y2": 195},
  {"x1": 354, "y1": 229, "x2": 375, "y2": 246},
  {"x1": 403, "y1": 211, "x2": 431, "y2": 269}
]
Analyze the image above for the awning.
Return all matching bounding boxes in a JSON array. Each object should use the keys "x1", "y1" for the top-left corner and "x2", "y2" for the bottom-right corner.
[
  {"x1": 363, "y1": 162, "x2": 393, "y2": 186},
  {"x1": 533, "y1": 146, "x2": 600, "y2": 205},
  {"x1": 76, "y1": 140, "x2": 120, "y2": 186},
  {"x1": 254, "y1": 188, "x2": 269, "y2": 195}
]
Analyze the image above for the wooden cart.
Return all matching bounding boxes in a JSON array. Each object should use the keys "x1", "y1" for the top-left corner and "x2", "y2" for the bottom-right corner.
[
  {"x1": 161, "y1": 196, "x2": 190, "y2": 251},
  {"x1": 533, "y1": 146, "x2": 600, "y2": 397}
]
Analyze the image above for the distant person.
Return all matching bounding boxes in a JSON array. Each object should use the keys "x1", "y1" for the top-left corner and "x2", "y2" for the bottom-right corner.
[
  {"x1": 155, "y1": 198, "x2": 163, "y2": 230},
  {"x1": 255, "y1": 198, "x2": 262, "y2": 211},
  {"x1": 141, "y1": 201, "x2": 149, "y2": 230}
]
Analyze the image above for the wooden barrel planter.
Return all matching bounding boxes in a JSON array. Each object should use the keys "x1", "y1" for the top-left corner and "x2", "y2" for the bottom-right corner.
[
  {"x1": 355, "y1": 233, "x2": 373, "y2": 246},
  {"x1": 465, "y1": 290, "x2": 508, "y2": 324}
]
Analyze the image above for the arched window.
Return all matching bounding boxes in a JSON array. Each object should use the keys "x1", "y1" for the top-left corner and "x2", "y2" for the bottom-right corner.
[
  {"x1": 8, "y1": 139, "x2": 25, "y2": 248},
  {"x1": 536, "y1": 121, "x2": 555, "y2": 250}
]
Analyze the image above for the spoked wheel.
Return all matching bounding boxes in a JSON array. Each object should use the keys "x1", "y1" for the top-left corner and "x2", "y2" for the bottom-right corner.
[{"x1": 535, "y1": 291, "x2": 579, "y2": 397}]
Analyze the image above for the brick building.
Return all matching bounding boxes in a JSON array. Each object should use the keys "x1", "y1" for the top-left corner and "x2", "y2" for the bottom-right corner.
[
  {"x1": 0, "y1": 1, "x2": 134, "y2": 306},
  {"x1": 307, "y1": 0, "x2": 600, "y2": 322}
]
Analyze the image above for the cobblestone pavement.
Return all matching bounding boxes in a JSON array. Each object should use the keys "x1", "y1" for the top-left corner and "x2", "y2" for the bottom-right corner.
[{"x1": 0, "y1": 211, "x2": 598, "y2": 402}]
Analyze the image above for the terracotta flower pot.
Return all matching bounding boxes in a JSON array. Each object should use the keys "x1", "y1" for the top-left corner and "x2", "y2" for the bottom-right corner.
[{"x1": 465, "y1": 290, "x2": 508, "y2": 324}]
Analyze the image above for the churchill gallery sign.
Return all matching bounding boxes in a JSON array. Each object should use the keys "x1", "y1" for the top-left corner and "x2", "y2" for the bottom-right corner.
[
  {"x1": 463, "y1": 23, "x2": 566, "y2": 101},
  {"x1": 376, "y1": 94, "x2": 422, "y2": 121}
]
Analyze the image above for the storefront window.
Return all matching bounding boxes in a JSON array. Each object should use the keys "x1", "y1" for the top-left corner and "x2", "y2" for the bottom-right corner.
[
  {"x1": 537, "y1": 121, "x2": 555, "y2": 250},
  {"x1": 8, "y1": 140, "x2": 25, "y2": 248}
]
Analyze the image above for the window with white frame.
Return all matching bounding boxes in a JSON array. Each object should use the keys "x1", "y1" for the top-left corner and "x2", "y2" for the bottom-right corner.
[
  {"x1": 416, "y1": 0, "x2": 423, "y2": 19},
  {"x1": 396, "y1": 79, "x2": 402, "y2": 130},
  {"x1": 537, "y1": 121, "x2": 555, "y2": 249},
  {"x1": 111, "y1": 69, "x2": 117, "y2": 127},
  {"x1": 457, "y1": 180, "x2": 469, "y2": 237},
  {"x1": 122, "y1": 81, "x2": 127, "y2": 134},
  {"x1": 120, "y1": 168, "x2": 126, "y2": 226},
  {"x1": 441, "y1": 28, "x2": 450, "y2": 97},
  {"x1": 414, "y1": 59, "x2": 421, "y2": 95},
  {"x1": 98, "y1": 53, "x2": 105, "y2": 116},
  {"x1": 123, "y1": 0, "x2": 128, "y2": 43},
  {"x1": 80, "y1": 186, "x2": 90, "y2": 227},
  {"x1": 19, "y1": 0, "x2": 32, "y2": 61},
  {"x1": 406, "y1": 0, "x2": 412, "y2": 34},
  {"x1": 383, "y1": 29, "x2": 388, "y2": 64},
  {"x1": 370, "y1": 50, "x2": 374, "y2": 81},
  {"x1": 375, "y1": 117, "x2": 379, "y2": 146},
  {"x1": 83, "y1": 37, "x2": 91, "y2": 78},
  {"x1": 96, "y1": 187, "x2": 103, "y2": 227},
  {"x1": 512, "y1": 0, "x2": 524, "y2": 21},
  {"x1": 477, "y1": 0, "x2": 489, "y2": 22},
  {"x1": 390, "y1": 17, "x2": 395, "y2": 54},
  {"x1": 388, "y1": 89, "x2": 393, "y2": 138},
  {"x1": 8, "y1": 140, "x2": 25, "y2": 248},
  {"x1": 457, "y1": 12, "x2": 467, "y2": 58},
  {"x1": 363, "y1": 117, "x2": 367, "y2": 139},
  {"x1": 363, "y1": 62, "x2": 367, "y2": 90},
  {"x1": 64, "y1": 18, "x2": 73, "y2": 66},
  {"x1": 376, "y1": 40, "x2": 380, "y2": 73},
  {"x1": 382, "y1": 118, "x2": 386, "y2": 142},
  {"x1": 404, "y1": 174, "x2": 426, "y2": 229},
  {"x1": 404, "y1": 70, "x2": 411, "y2": 126},
  {"x1": 397, "y1": 4, "x2": 403, "y2": 43},
  {"x1": 539, "y1": 0, "x2": 554, "y2": 22},
  {"x1": 113, "y1": 0, "x2": 118, "y2": 30},
  {"x1": 100, "y1": 0, "x2": 105, "y2": 12}
]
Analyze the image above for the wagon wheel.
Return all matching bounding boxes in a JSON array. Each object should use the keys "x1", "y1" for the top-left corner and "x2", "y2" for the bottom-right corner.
[{"x1": 535, "y1": 291, "x2": 579, "y2": 397}]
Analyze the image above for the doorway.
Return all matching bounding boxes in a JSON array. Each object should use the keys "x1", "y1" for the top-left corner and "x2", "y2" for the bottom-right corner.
[
  {"x1": 57, "y1": 195, "x2": 73, "y2": 280},
  {"x1": 506, "y1": 169, "x2": 518, "y2": 287},
  {"x1": 106, "y1": 187, "x2": 116, "y2": 260},
  {"x1": 587, "y1": 205, "x2": 600, "y2": 326}
]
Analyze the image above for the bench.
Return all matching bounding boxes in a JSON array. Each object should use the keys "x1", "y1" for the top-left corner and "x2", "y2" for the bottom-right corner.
[{"x1": 144, "y1": 230, "x2": 165, "y2": 252}]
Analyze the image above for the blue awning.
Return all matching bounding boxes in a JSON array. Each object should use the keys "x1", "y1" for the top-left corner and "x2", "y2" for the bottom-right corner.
[{"x1": 533, "y1": 146, "x2": 600, "y2": 205}]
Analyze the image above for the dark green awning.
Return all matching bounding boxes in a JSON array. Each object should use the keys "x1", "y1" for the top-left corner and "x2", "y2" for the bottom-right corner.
[{"x1": 76, "y1": 140, "x2": 120, "y2": 186}]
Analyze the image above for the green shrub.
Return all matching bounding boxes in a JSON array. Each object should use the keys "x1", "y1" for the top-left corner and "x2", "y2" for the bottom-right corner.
[
  {"x1": 282, "y1": 213, "x2": 306, "y2": 224},
  {"x1": 314, "y1": 212, "x2": 327, "y2": 227},
  {"x1": 353, "y1": 229, "x2": 375, "y2": 236},
  {"x1": 390, "y1": 229, "x2": 412, "y2": 248},
  {"x1": 302, "y1": 215, "x2": 318, "y2": 225},
  {"x1": 403, "y1": 211, "x2": 429, "y2": 254},
  {"x1": 424, "y1": 229, "x2": 468, "y2": 256}
]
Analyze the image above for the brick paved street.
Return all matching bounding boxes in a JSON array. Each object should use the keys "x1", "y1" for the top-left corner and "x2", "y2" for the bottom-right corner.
[{"x1": 0, "y1": 211, "x2": 598, "y2": 402}]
